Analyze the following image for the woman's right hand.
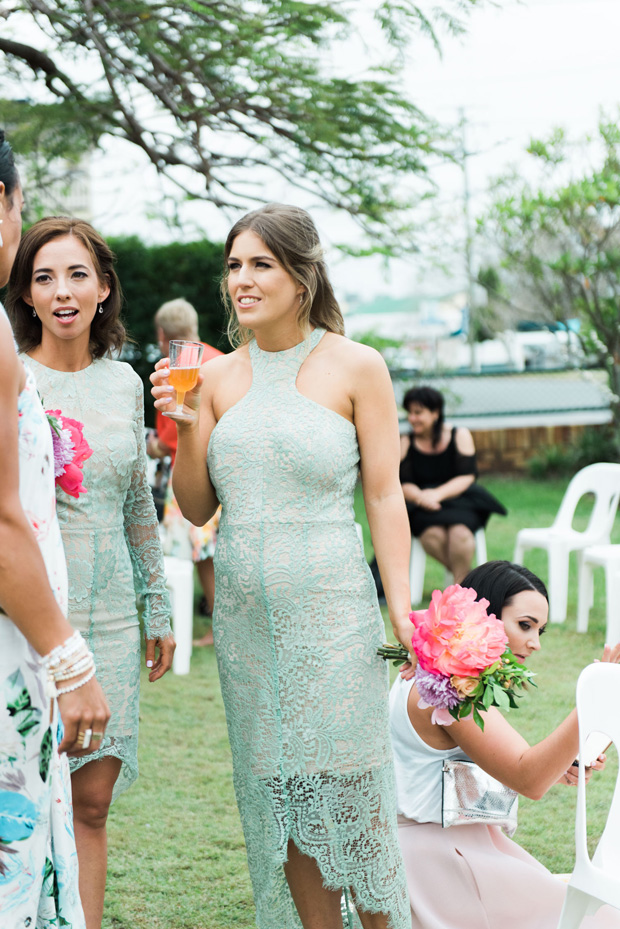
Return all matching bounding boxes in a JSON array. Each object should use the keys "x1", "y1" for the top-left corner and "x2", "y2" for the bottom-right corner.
[
  {"x1": 58, "y1": 676, "x2": 111, "y2": 755},
  {"x1": 150, "y1": 357, "x2": 203, "y2": 425},
  {"x1": 393, "y1": 615, "x2": 417, "y2": 681}
]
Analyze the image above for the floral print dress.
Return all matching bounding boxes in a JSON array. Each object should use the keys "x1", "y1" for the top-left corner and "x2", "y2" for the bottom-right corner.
[{"x1": 0, "y1": 350, "x2": 85, "y2": 928}]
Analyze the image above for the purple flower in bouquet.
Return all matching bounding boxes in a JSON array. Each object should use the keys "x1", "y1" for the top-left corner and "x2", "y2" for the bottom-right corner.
[
  {"x1": 415, "y1": 665, "x2": 461, "y2": 725},
  {"x1": 50, "y1": 421, "x2": 75, "y2": 478}
]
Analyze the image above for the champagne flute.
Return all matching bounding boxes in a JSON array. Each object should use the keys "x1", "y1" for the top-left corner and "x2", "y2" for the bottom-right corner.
[{"x1": 163, "y1": 340, "x2": 204, "y2": 417}]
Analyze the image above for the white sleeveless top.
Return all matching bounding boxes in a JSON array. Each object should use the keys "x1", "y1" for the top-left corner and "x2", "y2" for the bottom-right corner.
[{"x1": 389, "y1": 675, "x2": 469, "y2": 823}]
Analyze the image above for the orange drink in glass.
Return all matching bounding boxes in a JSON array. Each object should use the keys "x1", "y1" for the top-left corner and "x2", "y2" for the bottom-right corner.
[{"x1": 165, "y1": 340, "x2": 204, "y2": 416}]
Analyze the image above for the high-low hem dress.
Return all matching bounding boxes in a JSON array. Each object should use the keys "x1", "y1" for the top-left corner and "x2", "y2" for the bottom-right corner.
[{"x1": 207, "y1": 329, "x2": 409, "y2": 929}]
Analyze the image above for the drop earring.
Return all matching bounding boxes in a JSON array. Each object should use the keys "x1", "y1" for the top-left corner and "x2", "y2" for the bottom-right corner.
[
  {"x1": 32, "y1": 308, "x2": 37, "y2": 317},
  {"x1": 98, "y1": 303, "x2": 103, "y2": 314}
]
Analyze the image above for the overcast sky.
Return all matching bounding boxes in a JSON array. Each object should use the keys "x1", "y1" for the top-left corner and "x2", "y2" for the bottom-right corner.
[{"x1": 83, "y1": 0, "x2": 620, "y2": 302}]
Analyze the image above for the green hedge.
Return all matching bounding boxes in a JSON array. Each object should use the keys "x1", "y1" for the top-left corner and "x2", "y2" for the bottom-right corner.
[{"x1": 109, "y1": 235, "x2": 229, "y2": 426}]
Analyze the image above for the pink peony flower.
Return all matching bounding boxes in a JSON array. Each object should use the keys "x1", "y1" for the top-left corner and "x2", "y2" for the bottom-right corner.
[
  {"x1": 46, "y1": 411, "x2": 92, "y2": 498},
  {"x1": 410, "y1": 584, "x2": 508, "y2": 678}
]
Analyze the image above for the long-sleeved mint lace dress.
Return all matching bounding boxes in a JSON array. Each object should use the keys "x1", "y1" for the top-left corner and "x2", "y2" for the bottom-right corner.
[
  {"x1": 207, "y1": 329, "x2": 409, "y2": 929},
  {"x1": 21, "y1": 356, "x2": 172, "y2": 800}
]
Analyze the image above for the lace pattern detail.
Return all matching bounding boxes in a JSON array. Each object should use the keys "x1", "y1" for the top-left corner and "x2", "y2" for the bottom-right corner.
[
  {"x1": 21, "y1": 357, "x2": 171, "y2": 800},
  {"x1": 207, "y1": 329, "x2": 409, "y2": 928}
]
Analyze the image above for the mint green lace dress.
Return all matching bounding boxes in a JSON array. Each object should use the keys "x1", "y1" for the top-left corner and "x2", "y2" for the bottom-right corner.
[
  {"x1": 207, "y1": 329, "x2": 409, "y2": 928},
  {"x1": 21, "y1": 356, "x2": 172, "y2": 800}
]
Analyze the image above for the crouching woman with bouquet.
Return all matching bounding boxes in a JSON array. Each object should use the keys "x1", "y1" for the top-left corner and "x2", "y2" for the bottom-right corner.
[{"x1": 386, "y1": 560, "x2": 620, "y2": 929}]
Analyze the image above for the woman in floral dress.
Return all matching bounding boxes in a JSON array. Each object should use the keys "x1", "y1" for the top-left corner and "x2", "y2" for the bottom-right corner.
[{"x1": 0, "y1": 131, "x2": 109, "y2": 927}]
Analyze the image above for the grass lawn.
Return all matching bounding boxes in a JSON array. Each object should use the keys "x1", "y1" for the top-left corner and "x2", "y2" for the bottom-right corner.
[{"x1": 103, "y1": 475, "x2": 619, "y2": 927}]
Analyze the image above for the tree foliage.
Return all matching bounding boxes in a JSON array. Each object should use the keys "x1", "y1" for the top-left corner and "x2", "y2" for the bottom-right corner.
[
  {"x1": 0, "y1": 0, "x2": 482, "y2": 250},
  {"x1": 479, "y1": 118, "x2": 620, "y2": 440}
]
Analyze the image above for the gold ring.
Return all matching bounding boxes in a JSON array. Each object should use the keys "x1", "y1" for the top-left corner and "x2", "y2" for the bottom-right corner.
[
  {"x1": 76, "y1": 728, "x2": 92, "y2": 750},
  {"x1": 91, "y1": 732, "x2": 104, "y2": 740}
]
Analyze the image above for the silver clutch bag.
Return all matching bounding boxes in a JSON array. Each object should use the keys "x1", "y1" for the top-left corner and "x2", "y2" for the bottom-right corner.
[{"x1": 442, "y1": 759, "x2": 519, "y2": 837}]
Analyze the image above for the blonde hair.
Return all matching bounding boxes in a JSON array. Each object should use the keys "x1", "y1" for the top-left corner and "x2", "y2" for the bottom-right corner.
[
  {"x1": 221, "y1": 203, "x2": 345, "y2": 347},
  {"x1": 154, "y1": 298, "x2": 199, "y2": 340}
]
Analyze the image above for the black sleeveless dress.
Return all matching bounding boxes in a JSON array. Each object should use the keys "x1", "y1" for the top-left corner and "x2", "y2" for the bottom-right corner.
[{"x1": 399, "y1": 427, "x2": 507, "y2": 537}]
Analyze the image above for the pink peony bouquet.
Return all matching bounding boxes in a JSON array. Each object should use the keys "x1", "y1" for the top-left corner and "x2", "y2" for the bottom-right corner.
[
  {"x1": 377, "y1": 584, "x2": 535, "y2": 730},
  {"x1": 46, "y1": 410, "x2": 93, "y2": 498}
]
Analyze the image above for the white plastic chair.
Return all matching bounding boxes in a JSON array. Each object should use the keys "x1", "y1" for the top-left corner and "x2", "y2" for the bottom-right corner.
[
  {"x1": 164, "y1": 555, "x2": 194, "y2": 675},
  {"x1": 556, "y1": 662, "x2": 620, "y2": 928},
  {"x1": 577, "y1": 545, "x2": 620, "y2": 643},
  {"x1": 514, "y1": 463, "x2": 620, "y2": 624},
  {"x1": 409, "y1": 527, "x2": 487, "y2": 605}
]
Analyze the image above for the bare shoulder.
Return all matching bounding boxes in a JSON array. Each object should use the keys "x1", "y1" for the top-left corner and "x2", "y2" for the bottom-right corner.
[
  {"x1": 321, "y1": 332, "x2": 388, "y2": 378},
  {"x1": 203, "y1": 345, "x2": 252, "y2": 422},
  {"x1": 454, "y1": 425, "x2": 476, "y2": 454},
  {"x1": 200, "y1": 346, "x2": 245, "y2": 387}
]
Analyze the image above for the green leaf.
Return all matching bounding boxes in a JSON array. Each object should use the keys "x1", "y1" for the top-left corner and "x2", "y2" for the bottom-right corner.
[
  {"x1": 6, "y1": 678, "x2": 42, "y2": 739},
  {"x1": 491, "y1": 683, "x2": 510, "y2": 709},
  {"x1": 482, "y1": 684, "x2": 495, "y2": 710},
  {"x1": 39, "y1": 727, "x2": 53, "y2": 783}
]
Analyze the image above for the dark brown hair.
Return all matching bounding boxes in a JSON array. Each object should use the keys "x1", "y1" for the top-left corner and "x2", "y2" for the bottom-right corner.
[
  {"x1": 6, "y1": 217, "x2": 125, "y2": 358},
  {"x1": 221, "y1": 203, "x2": 344, "y2": 346},
  {"x1": 0, "y1": 129, "x2": 19, "y2": 202},
  {"x1": 461, "y1": 561, "x2": 548, "y2": 622},
  {"x1": 403, "y1": 385, "x2": 445, "y2": 447}
]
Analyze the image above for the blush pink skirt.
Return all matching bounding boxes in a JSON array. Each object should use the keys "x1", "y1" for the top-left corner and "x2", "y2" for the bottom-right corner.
[{"x1": 397, "y1": 816, "x2": 620, "y2": 928}]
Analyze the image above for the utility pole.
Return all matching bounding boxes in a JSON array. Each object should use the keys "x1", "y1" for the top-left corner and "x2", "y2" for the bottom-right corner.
[{"x1": 459, "y1": 108, "x2": 480, "y2": 372}]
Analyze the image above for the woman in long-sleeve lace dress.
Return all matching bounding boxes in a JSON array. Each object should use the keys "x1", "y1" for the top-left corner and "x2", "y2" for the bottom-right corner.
[{"x1": 6, "y1": 216, "x2": 175, "y2": 929}]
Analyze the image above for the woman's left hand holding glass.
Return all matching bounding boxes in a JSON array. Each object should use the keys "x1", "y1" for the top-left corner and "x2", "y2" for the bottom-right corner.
[{"x1": 145, "y1": 633, "x2": 176, "y2": 681}]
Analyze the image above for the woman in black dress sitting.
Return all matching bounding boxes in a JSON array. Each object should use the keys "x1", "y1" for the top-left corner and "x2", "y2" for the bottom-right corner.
[{"x1": 400, "y1": 385, "x2": 506, "y2": 583}]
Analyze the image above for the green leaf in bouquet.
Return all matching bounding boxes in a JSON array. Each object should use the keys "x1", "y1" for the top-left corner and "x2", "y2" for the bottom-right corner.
[
  {"x1": 491, "y1": 683, "x2": 510, "y2": 709},
  {"x1": 482, "y1": 683, "x2": 495, "y2": 710}
]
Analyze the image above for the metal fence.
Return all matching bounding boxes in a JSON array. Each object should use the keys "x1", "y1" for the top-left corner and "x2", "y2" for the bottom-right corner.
[{"x1": 391, "y1": 367, "x2": 612, "y2": 431}]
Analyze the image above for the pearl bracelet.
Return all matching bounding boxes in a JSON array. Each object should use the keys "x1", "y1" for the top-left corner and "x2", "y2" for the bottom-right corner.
[
  {"x1": 44, "y1": 630, "x2": 86, "y2": 670},
  {"x1": 54, "y1": 667, "x2": 97, "y2": 696},
  {"x1": 54, "y1": 653, "x2": 95, "y2": 682}
]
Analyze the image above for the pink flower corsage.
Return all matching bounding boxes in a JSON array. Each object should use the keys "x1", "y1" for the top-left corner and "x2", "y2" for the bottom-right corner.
[{"x1": 46, "y1": 410, "x2": 93, "y2": 498}]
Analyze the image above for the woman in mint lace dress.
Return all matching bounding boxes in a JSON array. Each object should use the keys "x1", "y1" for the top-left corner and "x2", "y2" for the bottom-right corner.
[
  {"x1": 7, "y1": 217, "x2": 174, "y2": 929},
  {"x1": 152, "y1": 204, "x2": 411, "y2": 929}
]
